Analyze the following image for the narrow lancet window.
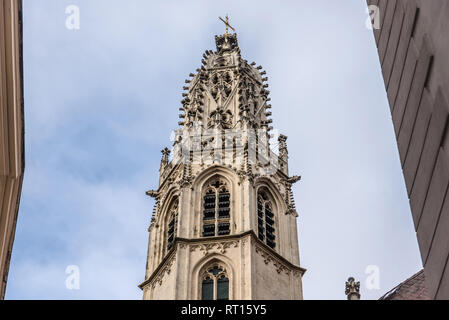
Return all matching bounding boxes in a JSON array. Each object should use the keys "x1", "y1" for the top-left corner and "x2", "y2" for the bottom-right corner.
[
  {"x1": 201, "y1": 264, "x2": 229, "y2": 300},
  {"x1": 257, "y1": 190, "x2": 276, "y2": 249},
  {"x1": 202, "y1": 179, "x2": 230, "y2": 237}
]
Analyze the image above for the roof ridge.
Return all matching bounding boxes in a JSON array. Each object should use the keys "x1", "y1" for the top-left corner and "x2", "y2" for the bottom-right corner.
[{"x1": 379, "y1": 269, "x2": 425, "y2": 300}]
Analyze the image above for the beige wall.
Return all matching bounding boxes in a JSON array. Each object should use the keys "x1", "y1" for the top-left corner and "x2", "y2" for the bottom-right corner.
[
  {"x1": 251, "y1": 243, "x2": 303, "y2": 300},
  {"x1": 0, "y1": 0, "x2": 24, "y2": 300},
  {"x1": 141, "y1": 232, "x2": 304, "y2": 300}
]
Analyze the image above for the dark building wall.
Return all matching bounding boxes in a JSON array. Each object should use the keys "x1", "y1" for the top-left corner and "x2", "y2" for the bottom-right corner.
[
  {"x1": 367, "y1": 0, "x2": 449, "y2": 299},
  {"x1": 0, "y1": 0, "x2": 24, "y2": 300}
]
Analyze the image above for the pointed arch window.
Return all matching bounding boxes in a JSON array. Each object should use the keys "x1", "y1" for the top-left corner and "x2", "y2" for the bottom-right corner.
[
  {"x1": 257, "y1": 190, "x2": 276, "y2": 249},
  {"x1": 202, "y1": 179, "x2": 230, "y2": 237},
  {"x1": 201, "y1": 264, "x2": 229, "y2": 300},
  {"x1": 166, "y1": 199, "x2": 179, "y2": 251}
]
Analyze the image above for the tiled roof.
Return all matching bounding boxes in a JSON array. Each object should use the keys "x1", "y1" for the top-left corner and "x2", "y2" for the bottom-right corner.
[{"x1": 379, "y1": 270, "x2": 430, "y2": 300}]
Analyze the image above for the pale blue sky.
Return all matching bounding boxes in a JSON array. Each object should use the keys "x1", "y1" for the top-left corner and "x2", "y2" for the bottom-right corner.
[{"x1": 6, "y1": 0, "x2": 422, "y2": 300}]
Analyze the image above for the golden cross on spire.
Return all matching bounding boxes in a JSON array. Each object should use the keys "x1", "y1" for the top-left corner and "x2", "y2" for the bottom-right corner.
[{"x1": 219, "y1": 15, "x2": 235, "y2": 35}]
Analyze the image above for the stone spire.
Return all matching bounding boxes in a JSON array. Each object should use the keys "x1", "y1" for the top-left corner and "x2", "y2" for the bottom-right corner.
[
  {"x1": 173, "y1": 28, "x2": 279, "y2": 182},
  {"x1": 160, "y1": 147, "x2": 170, "y2": 170},
  {"x1": 140, "y1": 20, "x2": 305, "y2": 301},
  {"x1": 345, "y1": 277, "x2": 361, "y2": 300},
  {"x1": 177, "y1": 30, "x2": 273, "y2": 135},
  {"x1": 278, "y1": 134, "x2": 289, "y2": 175}
]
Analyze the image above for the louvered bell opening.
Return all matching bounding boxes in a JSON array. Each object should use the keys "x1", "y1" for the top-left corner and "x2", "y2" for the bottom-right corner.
[
  {"x1": 202, "y1": 224, "x2": 215, "y2": 237},
  {"x1": 167, "y1": 214, "x2": 176, "y2": 250},
  {"x1": 203, "y1": 209, "x2": 215, "y2": 220},
  {"x1": 265, "y1": 204, "x2": 275, "y2": 248},
  {"x1": 266, "y1": 223, "x2": 276, "y2": 248},
  {"x1": 266, "y1": 224, "x2": 275, "y2": 234},
  {"x1": 204, "y1": 194, "x2": 216, "y2": 206},
  {"x1": 257, "y1": 201, "x2": 264, "y2": 241},
  {"x1": 265, "y1": 215, "x2": 274, "y2": 226},
  {"x1": 257, "y1": 202, "x2": 264, "y2": 218},
  {"x1": 218, "y1": 207, "x2": 230, "y2": 219},
  {"x1": 167, "y1": 234, "x2": 175, "y2": 250},
  {"x1": 258, "y1": 222, "x2": 265, "y2": 241},
  {"x1": 218, "y1": 193, "x2": 230, "y2": 206},
  {"x1": 218, "y1": 192, "x2": 230, "y2": 219},
  {"x1": 218, "y1": 223, "x2": 230, "y2": 235},
  {"x1": 258, "y1": 216, "x2": 264, "y2": 239},
  {"x1": 265, "y1": 207, "x2": 274, "y2": 218},
  {"x1": 266, "y1": 238, "x2": 276, "y2": 249},
  {"x1": 204, "y1": 194, "x2": 216, "y2": 220}
]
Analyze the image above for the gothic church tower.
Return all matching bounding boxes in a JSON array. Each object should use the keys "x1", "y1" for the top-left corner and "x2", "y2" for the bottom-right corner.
[{"x1": 139, "y1": 22, "x2": 305, "y2": 300}]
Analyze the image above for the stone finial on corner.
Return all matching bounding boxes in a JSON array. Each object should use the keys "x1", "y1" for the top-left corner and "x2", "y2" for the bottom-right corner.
[
  {"x1": 278, "y1": 134, "x2": 288, "y2": 158},
  {"x1": 160, "y1": 147, "x2": 171, "y2": 169},
  {"x1": 277, "y1": 134, "x2": 289, "y2": 175},
  {"x1": 345, "y1": 277, "x2": 361, "y2": 300}
]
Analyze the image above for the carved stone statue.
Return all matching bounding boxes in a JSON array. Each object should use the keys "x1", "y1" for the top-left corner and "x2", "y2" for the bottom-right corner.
[{"x1": 345, "y1": 277, "x2": 361, "y2": 300}]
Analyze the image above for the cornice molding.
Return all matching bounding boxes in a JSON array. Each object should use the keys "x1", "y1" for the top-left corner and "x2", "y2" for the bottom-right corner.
[{"x1": 138, "y1": 230, "x2": 306, "y2": 290}]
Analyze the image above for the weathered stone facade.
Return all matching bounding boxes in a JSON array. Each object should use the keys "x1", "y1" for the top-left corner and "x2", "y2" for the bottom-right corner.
[{"x1": 139, "y1": 29, "x2": 305, "y2": 300}]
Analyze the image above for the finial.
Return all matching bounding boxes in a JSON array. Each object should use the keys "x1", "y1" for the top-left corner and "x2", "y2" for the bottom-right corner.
[
  {"x1": 278, "y1": 134, "x2": 288, "y2": 143},
  {"x1": 345, "y1": 277, "x2": 361, "y2": 300},
  {"x1": 219, "y1": 14, "x2": 235, "y2": 35},
  {"x1": 160, "y1": 147, "x2": 171, "y2": 168},
  {"x1": 161, "y1": 147, "x2": 170, "y2": 156}
]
